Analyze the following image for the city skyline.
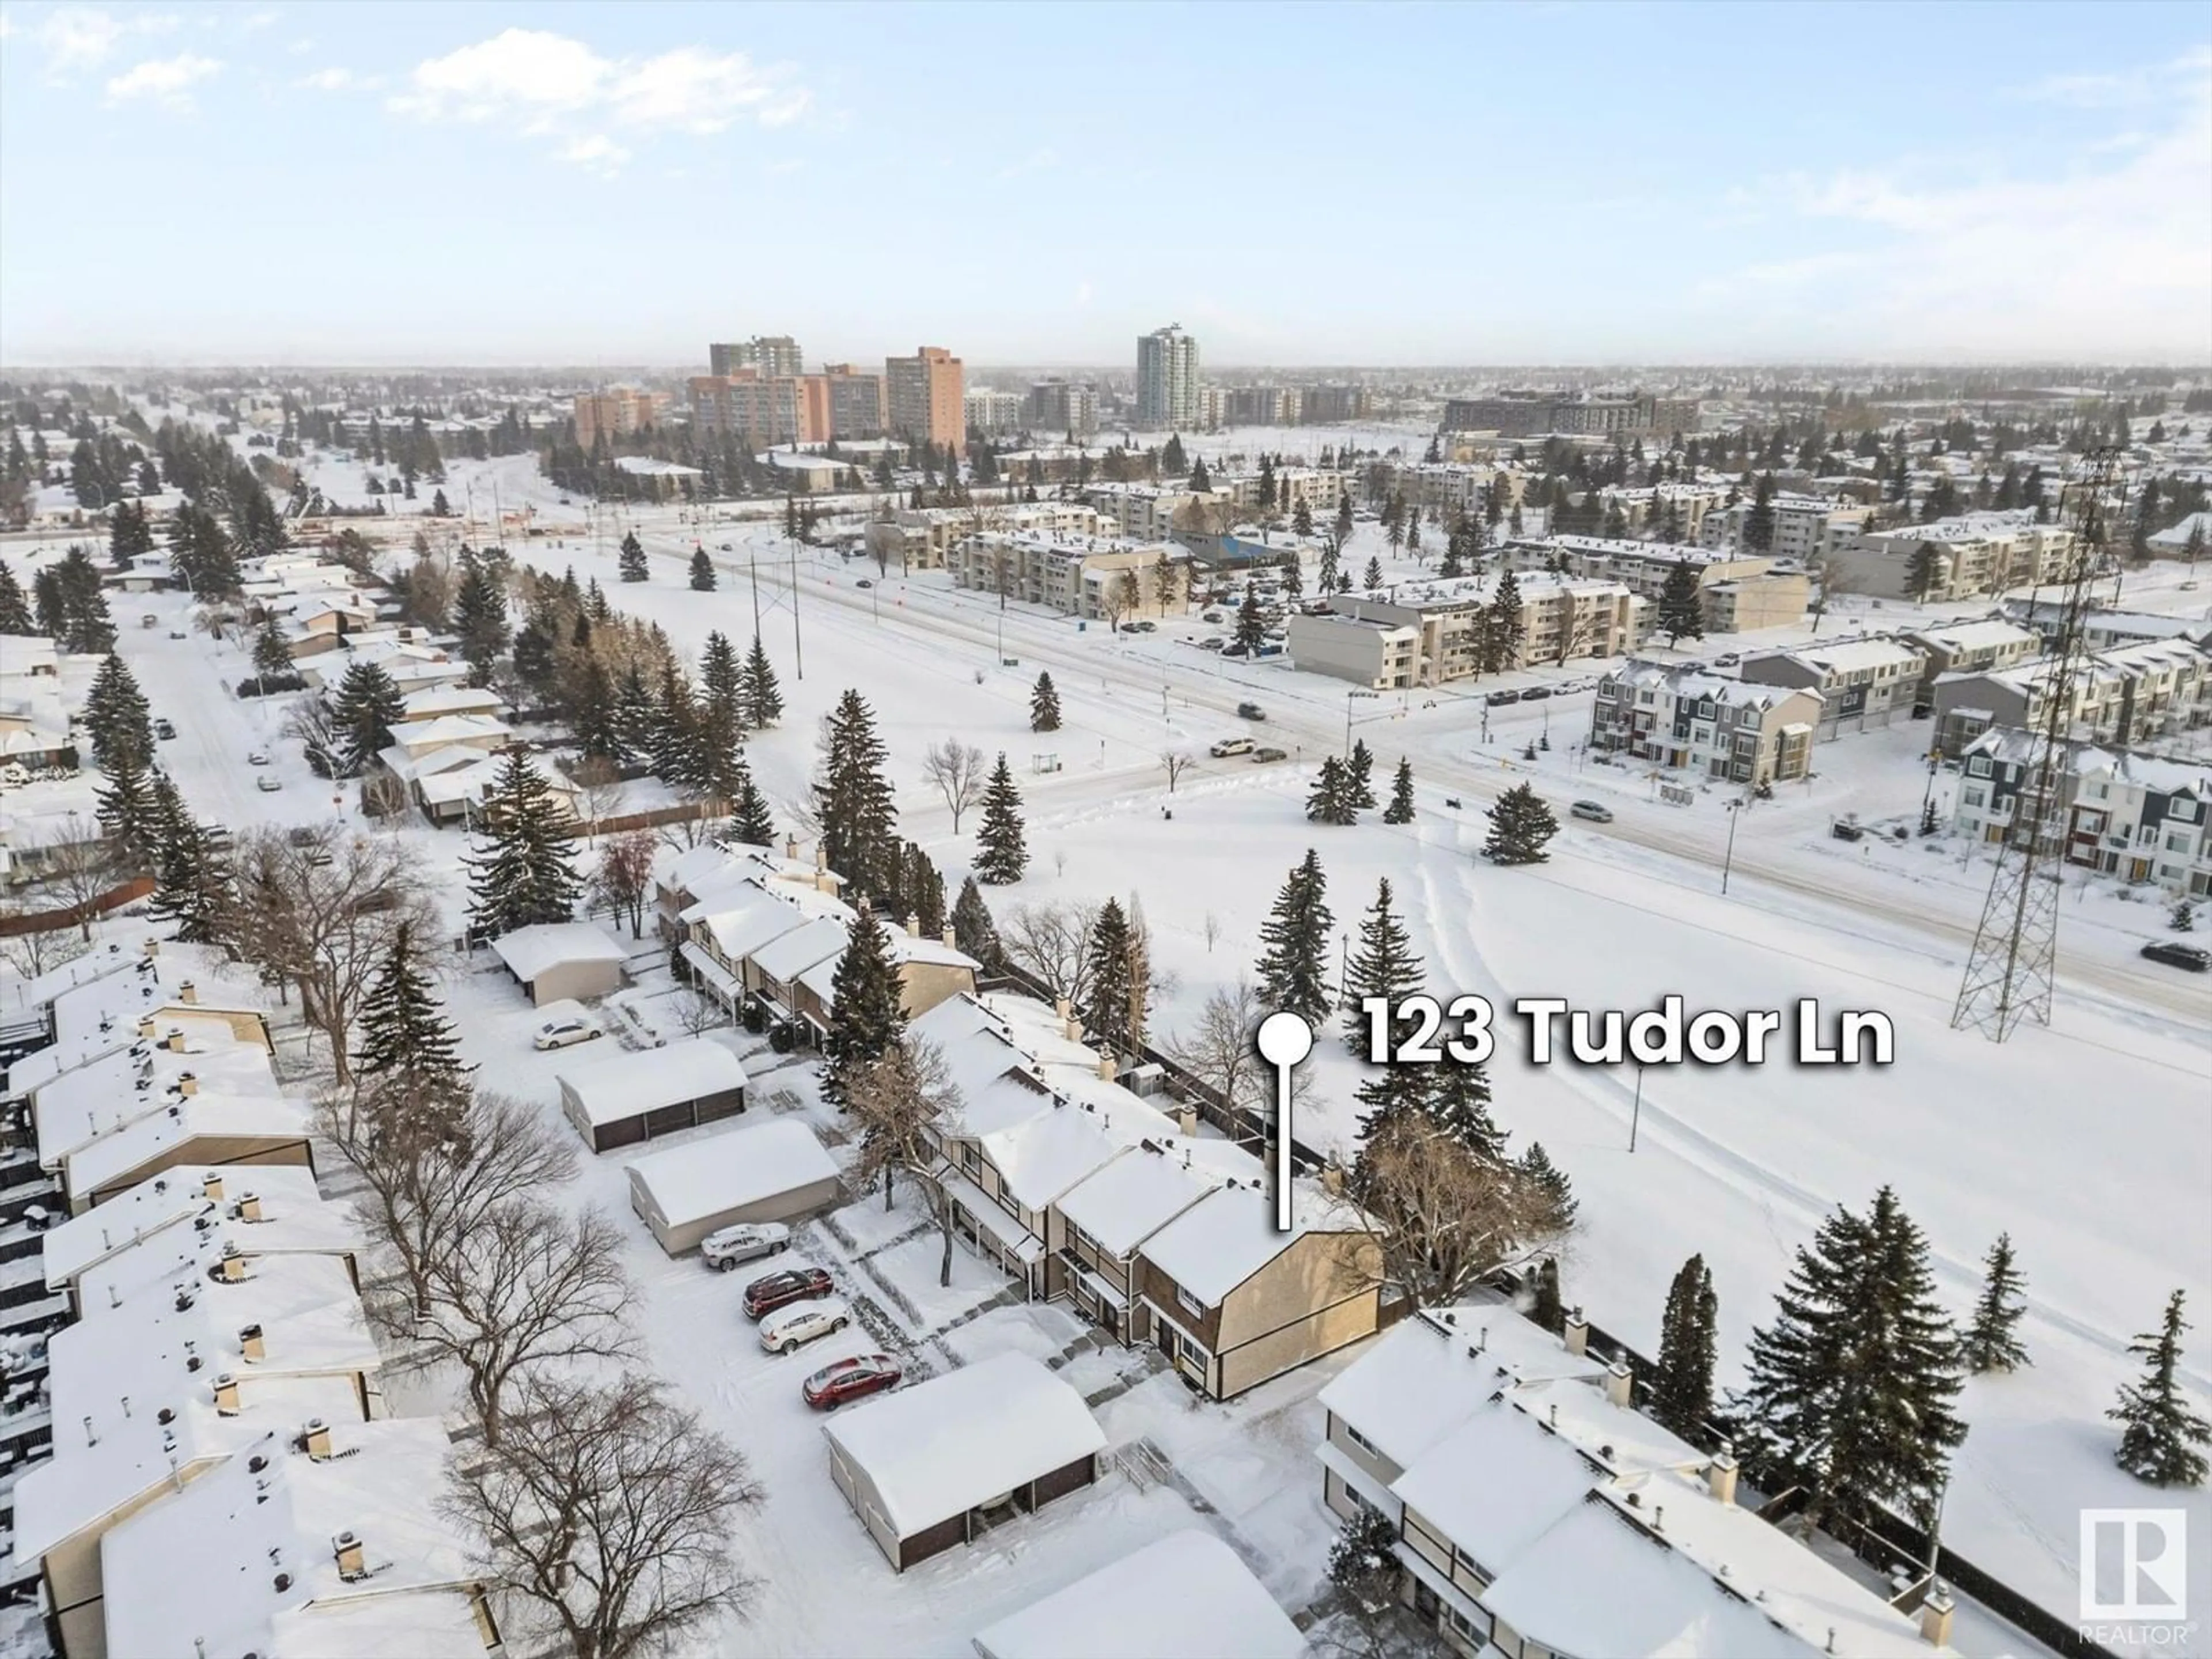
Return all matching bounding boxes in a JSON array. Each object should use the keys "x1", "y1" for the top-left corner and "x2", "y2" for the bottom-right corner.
[{"x1": 1, "y1": 1, "x2": 2208, "y2": 365}]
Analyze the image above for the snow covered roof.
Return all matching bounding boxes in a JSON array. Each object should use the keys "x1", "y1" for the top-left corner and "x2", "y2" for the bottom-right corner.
[
  {"x1": 32, "y1": 1028, "x2": 288, "y2": 1165},
  {"x1": 1137, "y1": 1178, "x2": 1357, "y2": 1306},
  {"x1": 490, "y1": 921, "x2": 628, "y2": 984},
  {"x1": 556, "y1": 1037, "x2": 748, "y2": 1127},
  {"x1": 99, "y1": 1418, "x2": 486, "y2": 1659},
  {"x1": 390, "y1": 713, "x2": 512, "y2": 751},
  {"x1": 1505, "y1": 1375, "x2": 1707, "y2": 1478},
  {"x1": 971, "y1": 1531, "x2": 1304, "y2": 1659},
  {"x1": 751, "y1": 914, "x2": 849, "y2": 983},
  {"x1": 820, "y1": 1352, "x2": 1105, "y2": 1536},
  {"x1": 1901, "y1": 619, "x2": 2039, "y2": 657},
  {"x1": 1054, "y1": 1141, "x2": 1219, "y2": 1258},
  {"x1": 1389, "y1": 1396, "x2": 1608, "y2": 1572},
  {"x1": 10, "y1": 1252, "x2": 378, "y2": 1560},
  {"x1": 1763, "y1": 637, "x2": 1926, "y2": 677},
  {"x1": 44, "y1": 1162, "x2": 357, "y2": 1297},
  {"x1": 399, "y1": 686, "x2": 503, "y2": 719},
  {"x1": 624, "y1": 1116, "x2": 833, "y2": 1226}
]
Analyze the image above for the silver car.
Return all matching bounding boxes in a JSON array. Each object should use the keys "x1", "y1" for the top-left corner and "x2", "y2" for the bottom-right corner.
[{"x1": 702, "y1": 1221, "x2": 791, "y2": 1270}]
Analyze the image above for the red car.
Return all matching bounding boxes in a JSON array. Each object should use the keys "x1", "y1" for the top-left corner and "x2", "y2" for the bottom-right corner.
[
  {"x1": 803, "y1": 1354, "x2": 903, "y2": 1410},
  {"x1": 743, "y1": 1267, "x2": 834, "y2": 1320}
]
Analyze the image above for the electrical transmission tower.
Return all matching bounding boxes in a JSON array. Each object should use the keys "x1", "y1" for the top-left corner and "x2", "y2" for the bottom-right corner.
[{"x1": 1951, "y1": 451, "x2": 2121, "y2": 1040}]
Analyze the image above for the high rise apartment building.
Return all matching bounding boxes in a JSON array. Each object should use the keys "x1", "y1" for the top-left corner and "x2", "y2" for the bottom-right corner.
[
  {"x1": 572, "y1": 389, "x2": 662, "y2": 448},
  {"x1": 709, "y1": 336, "x2": 804, "y2": 378},
  {"x1": 885, "y1": 346, "x2": 964, "y2": 453},
  {"x1": 1136, "y1": 325, "x2": 1200, "y2": 430},
  {"x1": 821, "y1": 365, "x2": 885, "y2": 440}
]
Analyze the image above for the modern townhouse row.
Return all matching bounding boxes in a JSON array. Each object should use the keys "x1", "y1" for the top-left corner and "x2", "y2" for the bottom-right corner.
[
  {"x1": 1952, "y1": 730, "x2": 2212, "y2": 896},
  {"x1": 1933, "y1": 638, "x2": 2212, "y2": 756}
]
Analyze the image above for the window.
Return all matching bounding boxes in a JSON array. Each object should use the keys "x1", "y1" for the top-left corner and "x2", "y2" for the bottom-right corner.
[
  {"x1": 1968, "y1": 756, "x2": 1991, "y2": 777},
  {"x1": 1176, "y1": 1284, "x2": 1204, "y2": 1315},
  {"x1": 1342, "y1": 1421, "x2": 1383, "y2": 1460},
  {"x1": 1441, "y1": 1602, "x2": 1491, "y2": 1645},
  {"x1": 1963, "y1": 787, "x2": 1986, "y2": 809}
]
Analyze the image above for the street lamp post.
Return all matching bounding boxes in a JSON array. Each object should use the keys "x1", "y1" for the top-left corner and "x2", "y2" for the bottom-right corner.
[
  {"x1": 1721, "y1": 797, "x2": 1743, "y2": 895},
  {"x1": 1344, "y1": 688, "x2": 1378, "y2": 756},
  {"x1": 1628, "y1": 1063, "x2": 1645, "y2": 1153}
]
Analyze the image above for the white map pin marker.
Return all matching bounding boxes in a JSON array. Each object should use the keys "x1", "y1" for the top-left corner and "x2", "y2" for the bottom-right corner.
[{"x1": 1255, "y1": 1010, "x2": 1314, "y2": 1232}]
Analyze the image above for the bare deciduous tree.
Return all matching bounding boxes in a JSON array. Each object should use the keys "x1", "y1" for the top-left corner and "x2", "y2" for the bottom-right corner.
[
  {"x1": 591, "y1": 830, "x2": 656, "y2": 938},
  {"x1": 230, "y1": 824, "x2": 438, "y2": 1082},
  {"x1": 673, "y1": 986, "x2": 726, "y2": 1036},
  {"x1": 0, "y1": 900, "x2": 93, "y2": 979},
  {"x1": 844, "y1": 1036, "x2": 967, "y2": 1285},
  {"x1": 999, "y1": 899, "x2": 1101, "y2": 1005},
  {"x1": 361, "y1": 767, "x2": 412, "y2": 823},
  {"x1": 922, "y1": 738, "x2": 988, "y2": 832},
  {"x1": 1201, "y1": 911, "x2": 1222, "y2": 953},
  {"x1": 1161, "y1": 751, "x2": 1192, "y2": 793},
  {"x1": 445, "y1": 1371, "x2": 762, "y2": 1659},
  {"x1": 283, "y1": 697, "x2": 347, "y2": 778},
  {"x1": 29, "y1": 824, "x2": 116, "y2": 941},
  {"x1": 1350, "y1": 1117, "x2": 1548, "y2": 1306},
  {"x1": 1169, "y1": 976, "x2": 1313, "y2": 1120},
  {"x1": 572, "y1": 754, "x2": 627, "y2": 833}
]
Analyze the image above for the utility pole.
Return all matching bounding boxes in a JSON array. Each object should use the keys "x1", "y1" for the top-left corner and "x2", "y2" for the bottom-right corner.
[
  {"x1": 749, "y1": 550, "x2": 762, "y2": 638},
  {"x1": 1721, "y1": 798, "x2": 1742, "y2": 895},
  {"x1": 789, "y1": 533, "x2": 804, "y2": 680}
]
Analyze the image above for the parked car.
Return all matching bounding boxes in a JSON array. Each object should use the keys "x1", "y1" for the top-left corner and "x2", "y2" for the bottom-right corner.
[
  {"x1": 855, "y1": 578, "x2": 874, "y2": 589},
  {"x1": 1202, "y1": 610, "x2": 1225, "y2": 624},
  {"x1": 1209, "y1": 737, "x2": 1255, "y2": 757},
  {"x1": 139, "y1": 613, "x2": 158, "y2": 629},
  {"x1": 532, "y1": 1014, "x2": 604, "y2": 1051},
  {"x1": 1570, "y1": 801, "x2": 1615, "y2": 823},
  {"x1": 720, "y1": 542, "x2": 733, "y2": 551},
  {"x1": 1119, "y1": 622, "x2": 1142, "y2": 633},
  {"x1": 1714, "y1": 653, "x2": 1741, "y2": 667},
  {"x1": 1237, "y1": 702, "x2": 1267, "y2": 721},
  {"x1": 1521, "y1": 687, "x2": 1552, "y2": 702},
  {"x1": 702, "y1": 1222, "x2": 791, "y2": 1270},
  {"x1": 760, "y1": 1297, "x2": 852, "y2": 1355},
  {"x1": 1486, "y1": 689, "x2": 1521, "y2": 706},
  {"x1": 1135, "y1": 620, "x2": 1158, "y2": 632},
  {"x1": 1251, "y1": 747, "x2": 1289, "y2": 763},
  {"x1": 1200, "y1": 638, "x2": 1225, "y2": 651},
  {"x1": 804, "y1": 1354, "x2": 903, "y2": 1409},
  {"x1": 744, "y1": 1267, "x2": 835, "y2": 1319},
  {"x1": 154, "y1": 719, "x2": 177, "y2": 740},
  {"x1": 2140, "y1": 940, "x2": 2211, "y2": 972},
  {"x1": 248, "y1": 751, "x2": 270, "y2": 766},
  {"x1": 255, "y1": 775, "x2": 283, "y2": 793},
  {"x1": 168, "y1": 630, "x2": 188, "y2": 639}
]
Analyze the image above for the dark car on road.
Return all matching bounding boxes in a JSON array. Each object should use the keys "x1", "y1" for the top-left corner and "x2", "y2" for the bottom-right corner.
[
  {"x1": 2140, "y1": 940, "x2": 2210, "y2": 972},
  {"x1": 1237, "y1": 702, "x2": 1267, "y2": 721},
  {"x1": 1486, "y1": 689, "x2": 1521, "y2": 706},
  {"x1": 743, "y1": 1267, "x2": 835, "y2": 1319},
  {"x1": 803, "y1": 1354, "x2": 904, "y2": 1410}
]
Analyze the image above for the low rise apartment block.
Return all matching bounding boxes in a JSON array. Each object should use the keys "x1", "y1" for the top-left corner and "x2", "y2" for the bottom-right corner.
[
  {"x1": 1319, "y1": 1305, "x2": 1960, "y2": 1659},
  {"x1": 1440, "y1": 392, "x2": 1698, "y2": 437},
  {"x1": 952, "y1": 529, "x2": 1185, "y2": 620},
  {"x1": 1590, "y1": 660, "x2": 1821, "y2": 783},
  {"x1": 1932, "y1": 638, "x2": 2211, "y2": 756},
  {"x1": 1502, "y1": 535, "x2": 1809, "y2": 632},
  {"x1": 1833, "y1": 512, "x2": 2076, "y2": 601},
  {"x1": 1286, "y1": 578, "x2": 1642, "y2": 689},
  {"x1": 571, "y1": 388, "x2": 665, "y2": 448},
  {"x1": 863, "y1": 501, "x2": 1103, "y2": 573},
  {"x1": 1952, "y1": 731, "x2": 2212, "y2": 896},
  {"x1": 1698, "y1": 492, "x2": 1872, "y2": 562},
  {"x1": 1740, "y1": 636, "x2": 1928, "y2": 733}
]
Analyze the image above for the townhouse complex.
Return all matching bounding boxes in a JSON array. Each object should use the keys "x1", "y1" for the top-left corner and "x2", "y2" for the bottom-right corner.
[
  {"x1": 1588, "y1": 661, "x2": 1821, "y2": 783},
  {"x1": 1952, "y1": 730, "x2": 2212, "y2": 897},
  {"x1": 1932, "y1": 638, "x2": 2212, "y2": 756}
]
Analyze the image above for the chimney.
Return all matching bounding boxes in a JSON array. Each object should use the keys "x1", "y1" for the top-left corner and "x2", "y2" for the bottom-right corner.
[
  {"x1": 202, "y1": 1171, "x2": 225, "y2": 1202},
  {"x1": 177, "y1": 979, "x2": 198, "y2": 1006},
  {"x1": 240, "y1": 1323, "x2": 266, "y2": 1362},
  {"x1": 906, "y1": 912, "x2": 920, "y2": 939},
  {"x1": 138, "y1": 1014, "x2": 156, "y2": 1040},
  {"x1": 814, "y1": 845, "x2": 827, "y2": 872},
  {"x1": 220, "y1": 1243, "x2": 247, "y2": 1282},
  {"x1": 785, "y1": 835, "x2": 799, "y2": 860},
  {"x1": 179, "y1": 1072, "x2": 199, "y2": 1098},
  {"x1": 1096, "y1": 1051, "x2": 1116, "y2": 1081},
  {"x1": 1321, "y1": 1164, "x2": 1344, "y2": 1195},
  {"x1": 238, "y1": 1191, "x2": 263, "y2": 1222},
  {"x1": 1065, "y1": 1015, "x2": 1084, "y2": 1045},
  {"x1": 1054, "y1": 996, "x2": 1071, "y2": 1021},
  {"x1": 304, "y1": 1418, "x2": 333, "y2": 1460},
  {"x1": 214, "y1": 1373, "x2": 241, "y2": 1414},
  {"x1": 334, "y1": 1531, "x2": 366, "y2": 1581},
  {"x1": 1176, "y1": 1104, "x2": 1198, "y2": 1137},
  {"x1": 942, "y1": 925, "x2": 959, "y2": 949},
  {"x1": 1563, "y1": 1305, "x2": 1590, "y2": 1356},
  {"x1": 1604, "y1": 1359, "x2": 1633, "y2": 1409},
  {"x1": 166, "y1": 1027, "x2": 187, "y2": 1051},
  {"x1": 1707, "y1": 1446, "x2": 1739, "y2": 1507},
  {"x1": 1918, "y1": 1584, "x2": 1955, "y2": 1648},
  {"x1": 143, "y1": 937, "x2": 160, "y2": 959}
]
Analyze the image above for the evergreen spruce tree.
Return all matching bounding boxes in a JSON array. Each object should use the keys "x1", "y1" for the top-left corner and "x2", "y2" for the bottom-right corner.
[
  {"x1": 84, "y1": 652, "x2": 153, "y2": 769},
  {"x1": 1343, "y1": 876, "x2": 1422, "y2": 1053},
  {"x1": 896, "y1": 842, "x2": 947, "y2": 937},
  {"x1": 618, "y1": 531, "x2": 649, "y2": 582},
  {"x1": 1030, "y1": 671, "x2": 1062, "y2": 733},
  {"x1": 1651, "y1": 1254, "x2": 1720, "y2": 1440},
  {"x1": 699, "y1": 631, "x2": 744, "y2": 728},
  {"x1": 332, "y1": 660, "x2": 405, "y2": 778},
  {"x1": 1081, "y1": 899, "x2": 1137, "y2": 1052},
  {"x1": 353, "y1": 921, "x2": 474, "y2": 1112},
  {"x1": 1486, "y1": 570, "x2": 1525, "y2": 669},
  {"x1": 1530, "y1": 1256, "x2": 1566, "y2": 1334},
  {"x1": 450, "y1": 557, "x2": 511, "y2": 685},
  {"x1": 1423, "y1": 1056, "x2": 1509, "y2": 1160},
  {"x1": 1517, "y1": 1141, "x2": 1578, "y2": 1231},
  {"x1": 814, "y1": 690, "x2": 899, "y2": 898},
  {"x1": 1306, "y1": 756, "x2": 1358, "y2": 825},
  {"x1": 250, "y1": 617, "x2": 292, "y2": 689},
  {"x1": 569, "y1": 655, "x2": 623, "y2": 762},
  {"x1": 1362, "y1": 555, "x2": 1384, "y2": 592},
  {"x1": 1382, "y1": 757, "x2": 1415, "y2": 824},
  {"x1": 951, "y1": 876, "x2": 1001, "y2": 968},
  {"x1": 1743, "y1": 471, "x2": 1778, "y2": 554},
  {"x1": 1732, "y1": 1187, "x2": 1968, "y2": 1530},
  {"x1": 465, "y1": 748, "x2": 585, "y2": 939},
  {"x1": 2109, "y1": 1290, "x2": 2211, "y2": 1487},
  {"x1": 1960, "y1": 1232, "x2": 2031, "y2": 1373},
  {"x1": 612, "y1": 664, "x2": 659, "y2": 768},
  {"x1": 650, "y1": 664, "x2": 698, "y2": 791},
  {"x1": 1483, "y1": 783, "x2": 1558, "y2": 865},
  {"x1": 689, "y1": 549, "x2": 717, "y2": 590},
  {"x1": 740, "y1": 633, "x2": 784, "y2": 728},
  {"x1": 823, "y1": 906, "x2": 906, "y2": 1105},
  {"x1": 973, "y1": 752, "x2": 1028, "y2": 884},
  {"x1": 0, "y1": 559, "x2": 30, "y2": 635},
  {"x1": 728, "y1": 753, "x2": 777, "y2": 846},
  {"x1": 1347, "y1": 738, "x2": 1377, "y2": 808},
  {"x1": 96, "y1": 753, "x2": 161, "y2": 870},
  {"x1": 146, "y1": 772, "x2": 228, "y2": 944},
  {"x1": 1253, "y1": 852, "x2": 1334, "y2": 1025},
  {"x1": 1234, "y1": 581, "x2": 1268, "y2": 654},
  {"x1": 1657, "y1": 557, "x2": 1707, "y2": 645},
  {"x1": 2172, "y1": 899, "x2": 2196, "y2": 933},
  {"x1": 688, "y1": 700, "x2": 749, "y2": 809},
  {"x1": 1905, "y1": 541, "x2": 1944, "y2": 601}
]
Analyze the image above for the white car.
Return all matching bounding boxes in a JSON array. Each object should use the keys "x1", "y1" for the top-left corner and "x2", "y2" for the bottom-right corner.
[
  {"x1": 1209, "y1": 737, "x2": 1255, "y2": 757},
  {"x1": 255, "y1": 775, "x2": 283, "y2": 793},
  {"x1": 248, "y1": 751, "x2": 271, "y2": 766},
  {"x1": 533, "y1": 1014, "x2": 604, "y2": 1051},
  {"x1": 701, "y1": 1222, "x2": 791, "y2": 1271},
  {"x1": 759, "y1": 1297, "x2": 851, "y2": 1355}
]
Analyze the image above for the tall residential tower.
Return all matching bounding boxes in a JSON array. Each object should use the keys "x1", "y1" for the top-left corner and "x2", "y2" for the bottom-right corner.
[{"x1": 1136, "y1": 324, "x2": 1200, "y2": 430}]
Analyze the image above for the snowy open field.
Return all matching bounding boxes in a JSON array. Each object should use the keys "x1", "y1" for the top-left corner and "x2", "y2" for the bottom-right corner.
[{"x1": 6, "y1": 452, "x2": 2208, "y2": 1652}]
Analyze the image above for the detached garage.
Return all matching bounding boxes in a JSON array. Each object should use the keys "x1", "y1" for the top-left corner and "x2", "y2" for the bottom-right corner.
[
  {"x1": 822, "y1": 1352, "x2": 1105, "y2": 1573},
  {"x1": 557, "y1": 1037, "x2": 748, "y2": 1153},
  {"x1": 491, "y1": 922, "x2": 629, "y2": 1007},
  {"x1": 626, "y1": 1118, "x2": 841, "y2": 1253}
]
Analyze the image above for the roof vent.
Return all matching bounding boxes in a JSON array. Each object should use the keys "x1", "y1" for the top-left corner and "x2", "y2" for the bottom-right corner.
[{"x1": 273, "y1": 1573, "x2": 291, "y2": 1593}]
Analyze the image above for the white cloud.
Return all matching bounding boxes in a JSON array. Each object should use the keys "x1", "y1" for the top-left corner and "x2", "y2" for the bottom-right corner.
[
  {"x1": 296, "y1": 66, "x2": 380, "y2": 92},
  {"x1": 387, "y1": 26, "x2": 807, "y2": 170},
  {"x1": 2014, "y1": 46, "x2": 2211, "y2": 109},
  {"x1": 104, "y1": 51, "x2": 221, "y2": 109},
  {"x1": 559, "y1": 134, "x2": 630, "y2": 177},
  {"x1": 35, "y1": 7, "x2": 178, "y2": 76}
]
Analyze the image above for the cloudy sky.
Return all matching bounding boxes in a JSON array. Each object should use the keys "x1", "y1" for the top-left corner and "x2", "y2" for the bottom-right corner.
[{"x1": 2, "y1": 1, "x2": 2207, "y2": 366}]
